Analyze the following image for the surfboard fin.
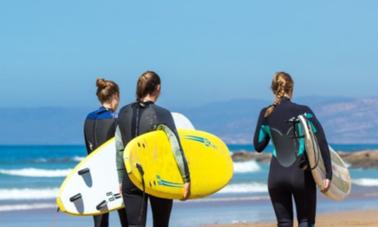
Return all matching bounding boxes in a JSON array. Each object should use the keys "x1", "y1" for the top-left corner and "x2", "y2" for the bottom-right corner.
[
  {"x1": 78, "y1": 168, "x2": 90, "y2": 175},
  {"x1": 96, "y1": 200, "x2": 107, "y2": 211},
  {"x1": 69, "y1": 193, "x2": 82, "y2": 202}
]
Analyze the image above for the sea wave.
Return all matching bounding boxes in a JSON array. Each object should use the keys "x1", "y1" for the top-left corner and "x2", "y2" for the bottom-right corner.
[
  {"x1": 0, "y1": 168, "x2": 71, "y2": 177},
  {"x1": 72, "y1": 156, "x2": 85, "y2": 162},
  {"x1": 179, "y1": 195, "x2": 270, "y2": 203},
  {"x1": 352, "y1": 178, "x2": 378, "y2": 187},
  {"x1": 0, "y1": 203, "x2": 56, "y2": 212},
  {"x1": 233, "y1": 160, "x2": 261, "y2": 173},
  {"x1": 32, "y1": 156, "x2": 85, "y2": 163},
  {"x1": 218, "y1": 183, "x2": 268, "y2": 194},
  {"x1": 0, "y1": 188, "x2": 58, "y2": 200}
]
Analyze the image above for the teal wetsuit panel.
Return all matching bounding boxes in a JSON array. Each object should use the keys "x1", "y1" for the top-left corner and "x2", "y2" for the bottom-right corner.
[{"x1": 259, "y1": 125, "x2": 277, "y2": 157}]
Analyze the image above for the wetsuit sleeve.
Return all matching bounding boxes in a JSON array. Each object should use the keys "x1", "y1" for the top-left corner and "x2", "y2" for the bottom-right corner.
[
  {"x1": 161, "y1": 112, "x2": 190, "y2": 183},
  {"x1": 306, "y1": 107, "x2": 333, "y2": 180},
  {"x1": 253, "y1": 108, "x2": 270, "y2": 152},
  {"x1": 171, "y1": 125, "x2": 191, "y2": 183},
  {"x1": 83, "y1": 119, "x2": 92, "y2": 154},
  {"x1": 115, "y1": 125, "x2": 126, "y2": 183}
]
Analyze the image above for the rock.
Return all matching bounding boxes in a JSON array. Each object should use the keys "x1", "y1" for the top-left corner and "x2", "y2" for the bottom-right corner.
[
  {"x1": 339, "y1": 150, "x2": 378, "y2": 168},
  {"x1": 232, "y1": 151, "x2": 271, "y2": 163},
  {"x1": 232, "y1": 150, "x2": 378, "y2": 168}
]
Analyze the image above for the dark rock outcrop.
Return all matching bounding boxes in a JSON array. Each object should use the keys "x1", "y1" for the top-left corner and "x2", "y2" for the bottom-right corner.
[{"x1": 232, "y1": 150, "x2": 378, "y2": 168}]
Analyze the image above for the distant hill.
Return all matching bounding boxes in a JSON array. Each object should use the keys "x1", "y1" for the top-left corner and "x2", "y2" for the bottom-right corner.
[
  {"x1": 1, "y1": 96, "x2": 378, "y2": 145},
  {"x1": 1, "y1": 107, "x2": 89, "y2": 145},
  {"x1": 175, "y1": 96, "x2": 378, "y2": 144}
]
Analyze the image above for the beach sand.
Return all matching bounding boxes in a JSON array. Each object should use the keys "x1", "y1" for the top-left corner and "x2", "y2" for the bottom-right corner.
[
  {"x1": 1, "y1": 204, "x2": 378, "y2": 227},
  {"x1": 203, "y1": 209, "x2": 378, "y2": 227},
  {"x1": 2, "y1": 187, "x2": 378, "y2": 227}
]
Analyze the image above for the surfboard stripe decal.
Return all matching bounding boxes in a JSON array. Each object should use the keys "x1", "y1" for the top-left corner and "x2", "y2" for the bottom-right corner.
[
  {"x1": 157, "y1": 181, "x2": 183, "y2": 188},
  {"x1": 156, "y1": 176, "x2": 183, "y2": 188},
  {"x1": 184, "y1": 135, "x2": 216, "y2": 148}
]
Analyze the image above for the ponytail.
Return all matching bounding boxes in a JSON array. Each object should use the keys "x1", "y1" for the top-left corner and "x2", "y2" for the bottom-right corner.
[
  {"x1": 264, "y1": 72, "x2": 294, "y2": 118},
  {"x1": 136, "y1": 71, "x2": 161, "y2": 101}
]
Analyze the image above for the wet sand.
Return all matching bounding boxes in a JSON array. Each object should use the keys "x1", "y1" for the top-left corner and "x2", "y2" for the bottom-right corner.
[{"x1": 203, "y1": 209, "x2": 378, "y2": 227}]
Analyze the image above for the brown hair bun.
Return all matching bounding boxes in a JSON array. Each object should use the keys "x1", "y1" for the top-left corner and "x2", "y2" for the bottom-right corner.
[{"x1": 95, "y1": 78, "x2": 119, "y2": 103}]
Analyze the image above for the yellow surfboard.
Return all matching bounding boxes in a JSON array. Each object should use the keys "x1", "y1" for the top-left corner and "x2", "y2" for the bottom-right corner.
[
  {"x1": 124, "y1": 128, "x2": 233, "y2": 199},
  {"x1": 56, "y1": 112, "x2": 195, "y2": 216}
]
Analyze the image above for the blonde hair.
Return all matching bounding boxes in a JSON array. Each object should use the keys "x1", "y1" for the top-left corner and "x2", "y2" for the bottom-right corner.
[{"x1": 264, "y1": 72, "x2": 294, "y2": 118}]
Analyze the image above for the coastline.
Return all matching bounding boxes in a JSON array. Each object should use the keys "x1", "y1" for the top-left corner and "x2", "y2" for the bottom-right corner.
[
  {"x1": 1, "y1": 186, "x2": 378, "y2": 227},
  {"x1": 203, "y1": 209, "x2": 378, "y2": 227}
]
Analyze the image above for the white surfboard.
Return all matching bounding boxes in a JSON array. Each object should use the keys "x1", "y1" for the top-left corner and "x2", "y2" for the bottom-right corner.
[
  {"x1": 56, "y1": 112, "x2": 195, "y2": 216},
  {"x1": 297, "y1": 115, "x2": 351, "y2": 201}
]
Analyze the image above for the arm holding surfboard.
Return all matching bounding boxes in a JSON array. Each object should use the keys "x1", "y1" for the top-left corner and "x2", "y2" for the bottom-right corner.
[
  {"x1": 154, "y1": 122, "x2": 191, "y2": 200},
  {"x1": 303, "y1": 108, "x2": 332, "y2": 191},
  {"x1": 156, "y1": 110, "x2": 191, "y2": 199},
  {"x1": 115, "y1": 109, "x2": 192, "y2": 200},
  {"x1": 115, "y1": 126, "x2": 126, "y2": 193}
]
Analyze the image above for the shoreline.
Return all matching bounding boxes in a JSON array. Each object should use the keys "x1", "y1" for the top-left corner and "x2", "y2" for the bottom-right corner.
[
  {"x1": 202, "y1": 209, "x2": 378, "y2": 227},
  {"x1": 2, "y1": 187, "x2": 378, "y2": 227}
]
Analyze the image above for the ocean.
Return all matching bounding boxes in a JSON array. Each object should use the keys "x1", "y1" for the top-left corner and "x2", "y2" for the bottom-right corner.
[{"x1": 1, "y1": 144, "x2": 378, "y2": 226}]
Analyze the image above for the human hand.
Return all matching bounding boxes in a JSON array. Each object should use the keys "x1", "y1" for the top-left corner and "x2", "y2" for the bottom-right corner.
[
  {"x1": 321, "y1": 179, "x2": 331, "y2": 193},
  {"x1": 181, "y1": 182, "x2": 191, "y2": 201}
]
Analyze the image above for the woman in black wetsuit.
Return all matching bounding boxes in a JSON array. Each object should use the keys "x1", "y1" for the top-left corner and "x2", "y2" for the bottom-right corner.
[
  {"x1": 253, "y1": 72, "x2": 332, "y2": 227},
  {"x1": 115, "y1": 71, "x2": 191, "y2": 227},
  {"x1": 84, "y1": 78, "x2": 128, "y2": 227}
]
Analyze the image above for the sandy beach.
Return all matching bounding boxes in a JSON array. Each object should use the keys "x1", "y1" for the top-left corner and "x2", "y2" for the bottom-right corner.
[{"x1": 204, "y1": 209, "x2": 378, "y2": 227}]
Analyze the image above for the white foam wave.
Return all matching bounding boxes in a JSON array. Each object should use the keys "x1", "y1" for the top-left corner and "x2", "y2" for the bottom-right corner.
[
  {"x1": 344, "y1": 162, "x2": 352, "y2": 168},
  {"x1": 73, "y1": 156, "x2": 85, "y2": 162},
  {"x1": 34, "y1": 158, "x2": 48, "y2": 163},
  {"x1": 0, "y1": 203, "x2": 56, "y2": 212},
  {"x1": 31, "y1": 156, "x2": 85, "y2": 163},
  {"x1": 233, "y1": 160, "x2": 261, "y2": 173},
  {"x1": 0, "y1": 168, "x2": 71, "y2": 177},
  {"x1": 352, "y1": 178, "x2": 378, "y2": 187},
  {"x1": 0, "y1": 188, "x2": 59, "y2": 200},
  {"x1": 218, "y1": 183, "x2": 268, "y2": 194}
]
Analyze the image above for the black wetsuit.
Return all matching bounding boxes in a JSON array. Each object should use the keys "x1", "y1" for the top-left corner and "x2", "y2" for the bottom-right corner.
[
  {"x1": 115, "y1": 101, "x2": 190, "y2": 227},
  {"x1": 84, "y1": 106, "x2": 128, "y2": 227},
  {"x1": 253, "y1": 98, "x2": 332, "y2": 227}
]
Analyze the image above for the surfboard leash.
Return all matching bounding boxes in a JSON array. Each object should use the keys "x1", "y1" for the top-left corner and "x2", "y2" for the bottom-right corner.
[{"x1": 136, "y1": 163, "x2": 147, "y2": 226}]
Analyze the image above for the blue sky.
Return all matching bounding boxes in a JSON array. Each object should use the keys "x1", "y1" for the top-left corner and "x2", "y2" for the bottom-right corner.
[{"x1": 1, "y1": 0, "x2": 377, "y2": 108}]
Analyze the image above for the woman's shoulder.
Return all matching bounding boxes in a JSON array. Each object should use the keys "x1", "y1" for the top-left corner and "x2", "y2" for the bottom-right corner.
[
  {"x1": 118, "y1": 103, "x2": 137, "y2": 117},
  {"x1": 147, "y1": 104, "x2": 171, "y2": 118},
  {"x1": 86, "y1": 107, "x2": 113, "y2": 120},
  {"x1": 151, "y1": 103, "x2": 169, "y2": 112},
  {"x1": 258, "y1": 105, "x2": 270, "y2": 115},
  {"x1": 291, "y1": 101, "x2": 313, "y2": 113}
]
